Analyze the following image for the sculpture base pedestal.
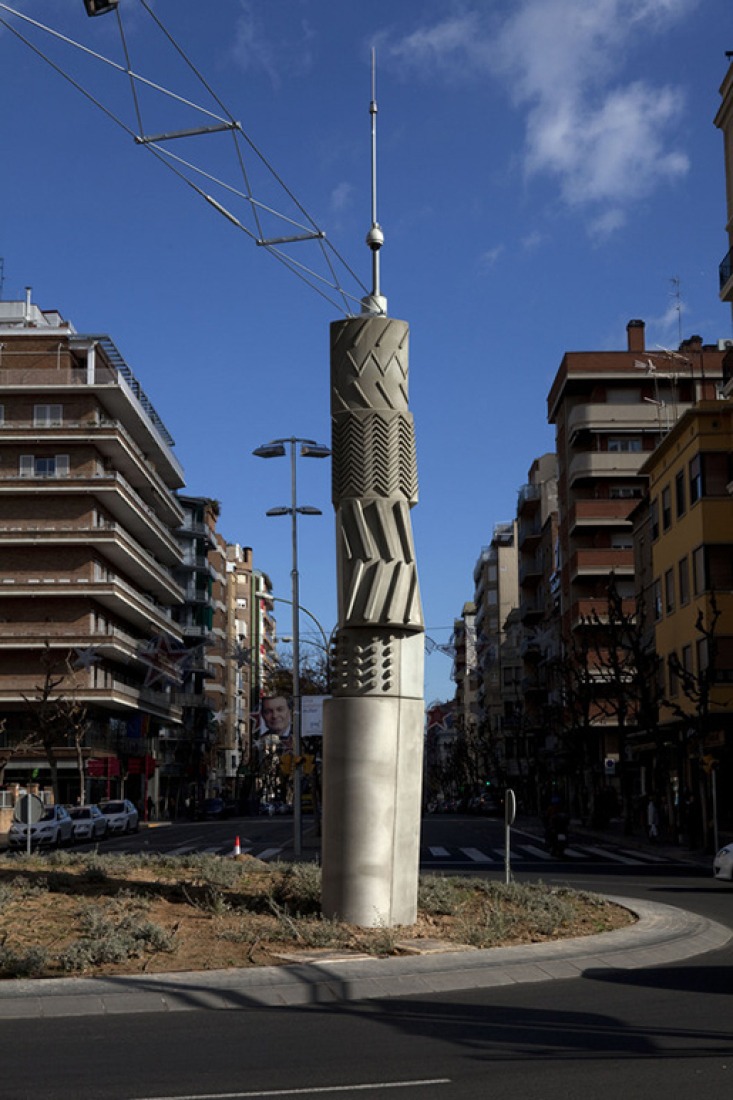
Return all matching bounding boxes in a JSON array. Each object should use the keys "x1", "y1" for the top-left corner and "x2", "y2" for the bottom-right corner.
[{"x1": 321, "y1": 695, "x2": 424, "y2": 927}]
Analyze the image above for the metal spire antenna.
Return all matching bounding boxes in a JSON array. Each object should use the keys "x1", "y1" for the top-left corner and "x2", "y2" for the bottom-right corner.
[{"x1": 362, "y1": 48, "x2": 387, "y2": 315}]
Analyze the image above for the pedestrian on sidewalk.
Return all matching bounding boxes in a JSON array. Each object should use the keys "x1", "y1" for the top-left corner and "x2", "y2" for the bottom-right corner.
[{"x1": 647, "y1": 795, "x2": 660, "y2": 842}]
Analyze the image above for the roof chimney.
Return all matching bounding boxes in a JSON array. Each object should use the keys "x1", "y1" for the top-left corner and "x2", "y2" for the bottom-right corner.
[{"x1": 627, "y1": 319, "x2": 645, "y2": 353}]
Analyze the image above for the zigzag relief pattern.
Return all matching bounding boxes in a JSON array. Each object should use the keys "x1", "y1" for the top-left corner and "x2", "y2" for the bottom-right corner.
[
  {"x1": 331, "y1": 317, "x2": 409, "y2": 413},
  {"x1": 336, "y1": 498, "x2": 423, "y2": 629},
  {"x1": 332, "y1": 411, "x2": 418, "y2": 503}
]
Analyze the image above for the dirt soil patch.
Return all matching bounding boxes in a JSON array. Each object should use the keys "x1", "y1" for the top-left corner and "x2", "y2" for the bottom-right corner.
[{"x1": 0, "y1": 851, "x2": 635, "y2": 981}]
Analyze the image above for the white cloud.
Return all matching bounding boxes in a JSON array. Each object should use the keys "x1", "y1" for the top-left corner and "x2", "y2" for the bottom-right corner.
[
  {"x1": 387, "y1": 0, "x2": 699, "y2": 235},
  {"x1": 230, "y1": 0, "x2": 316, "y2": 88},
  {"x1": 330, "y1": 182, "x2": 354, "y2": 213},
  {"x1": 478, "y1": 244, "x2": 504, "y2": 268}
]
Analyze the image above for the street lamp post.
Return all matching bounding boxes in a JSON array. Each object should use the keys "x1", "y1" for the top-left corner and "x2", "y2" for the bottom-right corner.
[{"x1": 253, "y1": 437, "x2": 330, "y2": 857}]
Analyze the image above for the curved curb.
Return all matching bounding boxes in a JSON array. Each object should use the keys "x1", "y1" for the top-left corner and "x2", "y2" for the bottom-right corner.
[{"x1": 0, "y1": 897, "x2": 729, "y2": 1018}]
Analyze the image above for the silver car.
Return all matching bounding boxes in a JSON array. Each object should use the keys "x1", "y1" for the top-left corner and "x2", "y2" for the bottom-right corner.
[
  {"x1": 8, "y1": 804, "x2": 74, "y2": 849},
  {"x1": 68, "y1": 804, "x2": 109, "y2": 842},
  {"x1": 98, "y1": 799, "x2": 139, "y2": 834},
  {"x1": 713, "y1": 843, "x2": 733, "y2": 881}
]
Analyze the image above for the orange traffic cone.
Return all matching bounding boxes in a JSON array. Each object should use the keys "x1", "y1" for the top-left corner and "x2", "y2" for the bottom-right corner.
[{"x1": 233, "y1": 835, "x2": 241, "y2": 857}]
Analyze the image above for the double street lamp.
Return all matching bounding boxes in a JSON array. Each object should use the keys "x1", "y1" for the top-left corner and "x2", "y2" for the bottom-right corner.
[{"x1": 253, "y1": 437, "x2": 330, "y2": 856}]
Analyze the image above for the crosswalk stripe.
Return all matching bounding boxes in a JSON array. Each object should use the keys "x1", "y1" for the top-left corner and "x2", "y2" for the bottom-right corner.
[
  {"x1": 257, "y1": 847, "x2": 284, "y2": 861},
  {"x1": 460, "y1": 847, "x2": 495, "y2": 863},
  {"x1": 520, "y1": 844, "x2": 554, "y2": 860},
  {"x1": 580, "y1": 844, "x2": 644, "y2": 865},
  {"x1": 429, "y1": 846, "x2": 451, "y2": 857},
  {"x1": 616, "y1": 847, "x2": 669, "y2": 863},
  {"x1": 562, "y1": 847, "x2": 587, "y2": 858}
]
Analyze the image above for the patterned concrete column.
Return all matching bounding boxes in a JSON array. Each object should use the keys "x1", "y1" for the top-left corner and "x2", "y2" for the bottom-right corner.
[{"x1": 321, "y1": 313, "x2": 424, "y2": 927}]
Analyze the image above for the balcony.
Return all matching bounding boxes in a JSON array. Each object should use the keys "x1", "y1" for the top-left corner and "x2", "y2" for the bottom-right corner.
[
  {"x1": 570, "y1": 597, "x2": 636, "y2": 629},
  {"x1": 569, "y1": 498, "x2": 637, "y2": 530},
  {"x1": 518, "y1": 517, "x2": 542, "y2": 548},
  {"x1": 567, "y1": 402, "x2": 671, "y2": 440},
  {"x1": 568, "y1": 451, "x2": 645, "y2": 484},
  {"x1": 519, "y1": 556, "x2": 543, "y2": 586},
  {"x1": 569, "y1": 547, "x2": 634, "y2": 579},
  {"x1": 517, "y1": 483, "x2": 541, "y2": 512},
  {"x1": 0, "y1": 522, "x2": 183, "y2": 605}
]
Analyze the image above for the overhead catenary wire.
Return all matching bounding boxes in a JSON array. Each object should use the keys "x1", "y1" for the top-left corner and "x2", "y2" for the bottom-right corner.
[{"x1": 0, "y1": 1, "x2": 372, "y2": 315}]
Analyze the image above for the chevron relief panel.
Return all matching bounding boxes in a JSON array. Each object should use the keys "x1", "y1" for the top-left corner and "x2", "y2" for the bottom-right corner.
[
  {"x1": 332, "y1": 411, "x2": 418, "y2": 503},
  {"x1": 336, "y1": 498, "x2": 423, "y2": 629},
  {"x1": 331, "y1": 317, "x2": 409, "y2": 414}
]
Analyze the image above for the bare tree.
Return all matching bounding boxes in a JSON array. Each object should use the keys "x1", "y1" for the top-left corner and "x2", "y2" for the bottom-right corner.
[
  {"x1": 20, "y1": 644, "x2": 89, "y2": 804},
  {"x1": 666, "y1": 593, "x2": 730, "y2": 849}
]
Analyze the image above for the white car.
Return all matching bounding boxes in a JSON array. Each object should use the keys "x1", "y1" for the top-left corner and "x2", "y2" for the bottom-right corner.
[
  {"x1": 8, "y1": 804, "x2": 74, "y2": 850},
  {"x1": 98, "y1": 799, "x2": 139, "y2": 834},
  {"x1": 713, "y1": 843, "x2": 733, "y2": 881},
  {"x1": 68, "y1": 804, "x2": 109, "y2": 842}
]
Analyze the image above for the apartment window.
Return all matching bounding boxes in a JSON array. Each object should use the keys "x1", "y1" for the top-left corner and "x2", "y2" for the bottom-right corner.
[
  {"x1": 19, "y1": 454, "x2": 70, "y2": 478},
  {"x1": 713, "y1": 638, "x2": 733, "y2": 683},
  {"x1": 0, "y1": 404, "x2": 4, "y2": 425},
  {"x1": 678, "y1": 556, "x2": 690, "y2": 605},
  {"x1": 650, "y1": 497, "x2": 659, "y2": 540},
  {"x1": 609, "y1": 486, "x2": 643, "y2": 499},
  {"x1": 692, "y1": 547, "x2": 705, "y2": 595},
  {"x1": 682, "y1": 644, "x2": 693, "y2": 678},
  {"x1": 689, "y1": 455, "x2": 702, "y2": 504},
  {"x1": 701, "y1": 452, "x2": 731, "y2": 496},
  {"x1": 664, "y1": 568, "x2": 675, "y2": 614},
  {"x1": 661, "y1": 485, "x2": 672, "y2": 531},
  {"x1": 33, "y1": 404, "x2": 63, "y2": 427},
  {"x1": 675, "y1": 470, "x2": 686, "y2": 518},
  {"x1": 668, "y1": 653, "x2": 679, "y2": 697},
  {"x1": 608, "y1": 437, "x2": 642, "y2": 452},
  {"x1": 652, "y1": 579, "x2": 662, "y2": 621},
  {"x1": 692, "y1": 545, "x2": 733, "y2": 593}
]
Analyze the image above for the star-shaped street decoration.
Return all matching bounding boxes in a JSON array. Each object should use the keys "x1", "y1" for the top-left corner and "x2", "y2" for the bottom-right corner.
[
  {"x1": 138, "y1": 634, "x2": 189, "y2": 689},
  {"x1": 72, "y1": 645, "x2": 101, "y2": 670},
  {"x1": 211, "y1": 710, "x2": 227, "y2": 725},
  {"x1": 229, "y1": 643, "x2": 250, "y2": 668}
]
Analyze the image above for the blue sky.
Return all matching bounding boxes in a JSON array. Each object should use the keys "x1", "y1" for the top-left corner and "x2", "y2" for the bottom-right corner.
[{"x1": 1, "y1": 0, "x2": 731, "y2": 705}]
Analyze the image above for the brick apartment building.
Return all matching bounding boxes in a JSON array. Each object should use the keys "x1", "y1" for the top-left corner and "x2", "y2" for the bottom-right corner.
[{"x1": 0, "y1": 291, "x2": 186, "y2": 805}]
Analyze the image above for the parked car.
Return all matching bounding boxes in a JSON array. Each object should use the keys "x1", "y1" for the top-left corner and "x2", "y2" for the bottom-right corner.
[
  {"x1": 202, "y1": 797, "x2": 232, "y2": 820},
  {"x1": 98, "y1": 799, "x2": 139, "y2": 834},
  {"x1": 68, "y1": 804, "x2": 109, "y2": 842},
  {"x1": 713, "y1": 843, "x2": 733, "y2": 881},
  {"x1": 8, "y1": 804, "x2": 74, "y2": 850}
]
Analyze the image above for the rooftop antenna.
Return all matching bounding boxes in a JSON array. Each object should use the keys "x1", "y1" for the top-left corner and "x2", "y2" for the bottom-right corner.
[
  {"x1": 670, "y1": 275, "x2": 682, "y2": 345},
  {"x1": 362, "y1": 48, "x2": 387, "y2": 315}
]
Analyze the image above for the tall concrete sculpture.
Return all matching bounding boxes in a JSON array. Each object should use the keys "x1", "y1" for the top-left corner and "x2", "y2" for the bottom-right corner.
[{"x1": 321, "y1": 59, "x2": 425, "y2": 927}]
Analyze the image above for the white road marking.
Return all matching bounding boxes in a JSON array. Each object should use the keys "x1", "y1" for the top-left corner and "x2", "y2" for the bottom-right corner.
[
  {"x1": 136, "y1": 1078, "x2": 452, "y2": 1099},
  {"x1": 616, "y1": 847, "x2": 669, "y2": 863},
  {"x1": 256, "y1": 847, "x2": 284, "y2": 861},
  {"x1": 460, "y1": 847, "x2": 495, "y2": 862},
  {"x1": 519, "y1": 844, "x2": 553, "y2": 860},
  {"x1": 580, "y1": 845, "x2": 644, "y2": 865},
  {"x1": 429, "y1": 846, "x2": 451, "y2": 857}
]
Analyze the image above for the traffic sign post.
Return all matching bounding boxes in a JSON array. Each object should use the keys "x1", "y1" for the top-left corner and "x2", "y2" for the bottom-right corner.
[
  {"x1": 14, "y1": 793, "x2": 44, "y2": 856},
  {"x1": 504, "y1": 788, "x2": 517, "y2": 885}
]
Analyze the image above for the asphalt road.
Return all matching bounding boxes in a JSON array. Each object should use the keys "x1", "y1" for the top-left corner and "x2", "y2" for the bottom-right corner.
[{"x1": 1, "y1": 815, "x2": 731, "y2": 1100}]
